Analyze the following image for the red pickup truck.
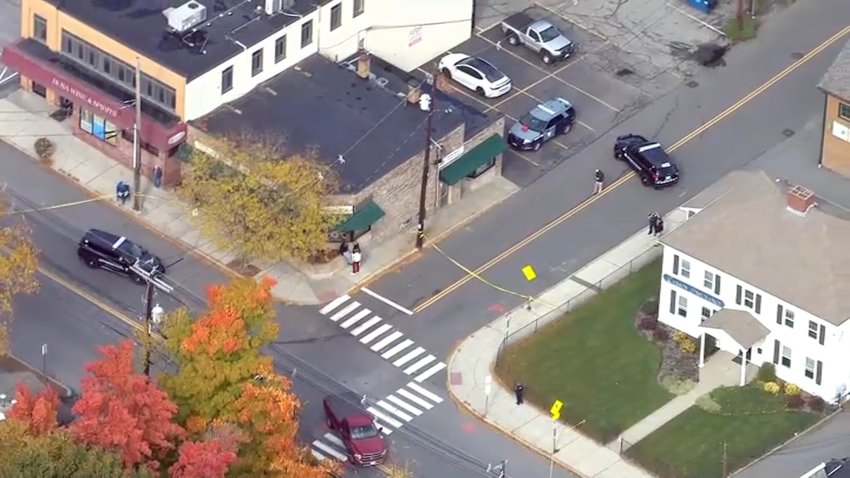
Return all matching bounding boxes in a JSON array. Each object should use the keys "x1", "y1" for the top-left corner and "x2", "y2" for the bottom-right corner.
[{"x1": 323, "y1": 393, "x2": 388, "y2": 466}]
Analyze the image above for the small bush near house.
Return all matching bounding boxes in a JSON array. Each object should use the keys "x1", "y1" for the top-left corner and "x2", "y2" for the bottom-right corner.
[
  {"x1": 807, "y1": 396, "x2": 826, "y2": 413},
  {"x1": 695, "y1": 394, "x2": 721, "y2": 413},
  {"x1": 757, "y1": 363, "x2": 777, "y2": 383},
  {"x1": 661, "y1": 376, "x2": 696, "y2": 396},
  {"x1": 638, "y1": 316, "x2": 658, "y2": 331},
  {"x1": 653, "y1": 328, "x2": 669, "y2": 342},
  {"x1": 786, "y1": 394, "x2": 805, "y2": 410},
  {"x1": 34, "y1": 137, "x2": 55, "y2": 162},
  {"x1": 673, "y1": 332, "x2": 697, "y2": 354},
  {"x1": 784, "y1": 383, "x2": 801, "y2": 396},
  {"x1": 763, "y1": 382, "x2": 781, "y2": 395}
]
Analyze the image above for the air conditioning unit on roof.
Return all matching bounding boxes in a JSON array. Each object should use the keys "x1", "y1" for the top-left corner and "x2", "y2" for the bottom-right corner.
[{"x1": 163, "y1": 1, "x2": 207, "y2": 33}]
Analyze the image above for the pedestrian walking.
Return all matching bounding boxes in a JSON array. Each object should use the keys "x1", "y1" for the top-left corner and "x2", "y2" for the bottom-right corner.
[
  {"x1": 339, "y1": 241, "x2": 351, "y2": 264},
  {"x1": 116, "y1": 180, "x2": 131, "y2": 205},
  {"x1": 647, "y1": 212, "x2": 660, "y2": 235},
  {"x1": 655, "y1": 217, "x2": 665, "y2": 236},
  {"x1": 593, "y1": 169, "x2": 605, "y2": 195},
  {"x1": 514, "y1": 383, "x2": 525, "y2": 405},
  {"x1": 351, "y1": 243, "x2": 362, "y2": 274}
]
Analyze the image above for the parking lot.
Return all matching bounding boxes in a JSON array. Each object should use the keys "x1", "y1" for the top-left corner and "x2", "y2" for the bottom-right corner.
[{"x1": 422, "y1": 6, "x2": 659, "y2": 184}]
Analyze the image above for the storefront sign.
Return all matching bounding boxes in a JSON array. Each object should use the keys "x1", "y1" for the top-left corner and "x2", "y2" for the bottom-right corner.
[
  {"x1": 323, "y1": 205, "x2": 355, "y2": 215},
  {"x1": 168, "y1": 131, "x2": 187, "y2": 145},
  {"x1": 408, "y1": 26, "x2": 423, "y2": 47},
  {"x1": 438, "y1": 145, "x2": 465, "y2": 170},
  {"x1": 50, "y1": 78, "x2": 120, "y2": 118},
  {"x1": 663, "y1": 274, "x2": 725, "y2": 308},
  {"x1": 832, "y1": 121, "x2": 850, "y2": 142}
]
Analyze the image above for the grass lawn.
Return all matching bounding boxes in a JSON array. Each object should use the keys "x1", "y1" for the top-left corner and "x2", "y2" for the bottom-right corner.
[
  {"x1": 627, "y1": 385, "x2": 820, "y2": 478},
  {"x1": 494, "y1": 258, "x2": 671, "y2": 443}
]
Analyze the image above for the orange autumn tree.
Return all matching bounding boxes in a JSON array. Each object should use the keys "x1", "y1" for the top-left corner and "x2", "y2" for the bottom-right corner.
[
  {"x1": 170, "y1": 439, "x2": 238, "y2": 478},
  {"x1": 71, "y1": 340, "x2": 185, "y2": 471},
  {"x1": 7, "y1": 382, "x2": 60, "y2": 435}
]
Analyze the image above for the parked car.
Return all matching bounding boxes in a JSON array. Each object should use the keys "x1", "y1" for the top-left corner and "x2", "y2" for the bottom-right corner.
[
  {"x1": 323, "y1": 393, "x2": 387, "y2": 467},
  {"x1": 438, "y1": 53, "x2": 512, "y2": 98},
  {"x1": 501, "y1": 12, "x2": 574, "y2": 64},
  {"x1": 507, "y1": 97, "x2": 576, "y2": 151},
  {"x1": 613, "y1": 134, "x2": 680, "y2": 188},
  {"x1": 77, "y1": 229, "x2": 165, "y2": 284}
]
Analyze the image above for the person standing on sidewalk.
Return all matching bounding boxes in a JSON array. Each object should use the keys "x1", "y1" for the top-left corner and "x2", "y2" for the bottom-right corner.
[
  {"x1": 647, "y1": 212, "x2": 660, "y2": 235},
  {"x1": 515, "y1": 383, "x2": 525, "y2": 405},
  {"x1": 351, "y1": 243, "x2": 362, "y2": 275},
  {"x1": 116, "y1": 180, "x2": 130, "y2": 205},
  {"x1": 593, "y1": 169, "x2": 605, "y2": 195},
  {"x1": 655, "y1": 216, "x2": 665, "y2": 237}
]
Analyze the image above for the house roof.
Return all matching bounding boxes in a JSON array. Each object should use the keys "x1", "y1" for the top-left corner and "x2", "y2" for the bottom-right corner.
[
  {"x1": 818, "y1": 38, "x2": 850, "y2": 101},
  {"x1": 663, "y1": 170, "x2": 850, "y2": 326},
  {"x1": 46, "y1": 0, "x2": 320, "y2": 80},
  {"x1": 192, "y1": 54, "x2": 495, "y2": 194},
  {"x1": 700, "y1": 309, "x2": 769, "y2": 349}
]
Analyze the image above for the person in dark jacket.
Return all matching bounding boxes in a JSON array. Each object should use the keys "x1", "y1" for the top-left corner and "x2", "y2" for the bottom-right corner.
[
  {"x1": 116, "y1": 180, "x2": 131, "y2": 205},
  {"x1": 515, "y1": 383, "x2": 525, "y2": 405},
  {"x1": 593, "y1": 169, "x2": 605, "y2": 195},
  {"x1": 648, "y1": 211, "x2": 660, "y2": 235}
]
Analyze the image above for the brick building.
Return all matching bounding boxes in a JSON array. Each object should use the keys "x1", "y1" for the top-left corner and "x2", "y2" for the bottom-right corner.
[{"x1": 818, "y1": 39, "x2": 850, "y2": 176}]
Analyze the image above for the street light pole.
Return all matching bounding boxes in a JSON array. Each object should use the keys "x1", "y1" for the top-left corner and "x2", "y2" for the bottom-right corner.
[
  {"x1": 132, "y1": 56, "x2": 143, "y2": 211},
  {"x1": 415, "y1": 71, "x2": 439, "y2": 249}
]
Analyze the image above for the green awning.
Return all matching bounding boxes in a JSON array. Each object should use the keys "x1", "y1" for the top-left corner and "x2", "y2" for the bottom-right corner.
[
  {"x1": 335, "y1": 200, "x2": 385, "y2": 232},
  {"x1": 440, "y1": 134, "x2": 507, "y2": 186}
]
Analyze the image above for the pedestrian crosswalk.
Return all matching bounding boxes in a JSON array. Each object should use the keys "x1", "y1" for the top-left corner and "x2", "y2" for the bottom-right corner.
[
  {"x1": 319, "y1": 294, "x2": 448, "y2": 383},
  {"x1": 309, "y1": 381, "x2": 446, "y2": 463}
]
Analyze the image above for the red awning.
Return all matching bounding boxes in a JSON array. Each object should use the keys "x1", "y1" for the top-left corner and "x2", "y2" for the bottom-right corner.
[{"x1": 1, "y1": 41, "x2": 186, "y2": 151}]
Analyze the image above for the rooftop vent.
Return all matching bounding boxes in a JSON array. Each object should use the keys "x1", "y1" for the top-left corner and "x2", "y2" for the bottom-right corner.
[
  {"x1": 786, "y1": 184, "x2": 816, "y2": 216},
  {"x1": 163, "y1": 1, "x2": 207, "y2": 34}
]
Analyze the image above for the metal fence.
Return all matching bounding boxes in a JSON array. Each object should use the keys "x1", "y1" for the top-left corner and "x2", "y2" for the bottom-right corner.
[{"x1": 496, "y1": 245, "x2": 662, "y2": 359}]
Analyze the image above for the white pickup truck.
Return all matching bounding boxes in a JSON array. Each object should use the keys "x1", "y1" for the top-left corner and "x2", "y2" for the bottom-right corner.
[{"x1": 500, "y1": 12, "x2": 574, "y2": 64}]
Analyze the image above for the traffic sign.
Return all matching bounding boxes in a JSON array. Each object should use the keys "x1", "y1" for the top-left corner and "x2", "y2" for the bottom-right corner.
[
  {"x1": 550, "y1": 399, "x2": 563, "y2": 420},
  {"x1": 522, "y1": 265, "x2": 537, "y2": 281}
]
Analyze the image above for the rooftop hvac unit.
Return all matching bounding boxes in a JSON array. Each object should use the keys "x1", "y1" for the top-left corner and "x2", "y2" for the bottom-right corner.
[{"x1": 163, "y1": 1, "x2": 208, "y2": 33}]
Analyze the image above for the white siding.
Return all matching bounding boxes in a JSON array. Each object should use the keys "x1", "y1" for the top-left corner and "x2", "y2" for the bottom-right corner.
[{"x1": 316, "y1": 0, "x2": 375, "y2": 63}]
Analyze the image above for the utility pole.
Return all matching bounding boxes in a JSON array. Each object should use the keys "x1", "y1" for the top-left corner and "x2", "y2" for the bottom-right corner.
[
  {"x1": 142, "y1": 278, "x2": 155, "y2": 378},
  {"x1": 735, "y1": 0, "x2": 744, "y2": 34},
  {"x1": 132, "y1": 56, "x2": 143, "y2": 211},
  {"x1": 130, "y1": 261, "x2": 175, "y2": 379},
  {"x1": 415, "y1": 70, "x2": 438, "y2": 249},
  {"x1": 721, "y1": 441, "x2": 728, "y2": 478}
]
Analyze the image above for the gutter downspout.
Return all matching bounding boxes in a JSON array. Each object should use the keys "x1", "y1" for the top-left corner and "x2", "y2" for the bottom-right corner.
[{"x1": 818, "y1": 92, "x2": 828, "y2": 168}]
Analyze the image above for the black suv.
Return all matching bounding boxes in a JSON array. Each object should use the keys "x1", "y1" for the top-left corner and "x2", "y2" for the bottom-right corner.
[
  {"x1": 613, "y1": 134, "x2": 680, "y2": 188},
  {"x1": 77, "y1": 229, "x2": 164, "y2": 284}
]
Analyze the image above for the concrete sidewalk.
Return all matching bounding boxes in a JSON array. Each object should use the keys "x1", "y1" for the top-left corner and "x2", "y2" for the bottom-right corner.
[
  {"x1": 0, "y1": 90, "x2": 518, "y2": 305},
  {"x1": 447, "y1": 209, "x2": 692, "y2": 478}
]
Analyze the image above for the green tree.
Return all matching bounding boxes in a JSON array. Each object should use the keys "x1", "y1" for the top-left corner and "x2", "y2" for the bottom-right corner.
[{"x1": 178, "y1": 137, "x2": 339, "y2": 262}]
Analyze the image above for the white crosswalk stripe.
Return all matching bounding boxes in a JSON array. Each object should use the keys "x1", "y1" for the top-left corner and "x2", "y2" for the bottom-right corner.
[
  {"x1": 359, "y1": 323, "x2": 393, "y2": 345},
  {"x1": 376, "y1": 400, "x2": 414, "y2": 422},
  {"x1": 392, "y1": 347, "x2": 425, "y2": 367},
  {"x1": 408, "y1": 382, "x2": 444, "y2": 403},
  {"x1": 386, "y1": 394, "x2": 422, "y2": 416},
  {"x1": 311, "y1": 449, "x2": 328, "y2": 461},
  {"x1": 370, "y1": 331, "x2": 404, "y2": 352},
  {"x1": 381, "y1": 339, "x2": 414, "y2": 359},
  {"x1": 350, "y1": 316, "x2": 382, "y2": 336},
  {"x1": 373, "y1": 419, "x2": 394, "y2": 435},
  {"x1": 396, "y1": 387, "x2": 434, "y2": 410},
  {"x1": 367, "y1": 406, "x2": 404, "y2": 428},
  {"x1": 323, "y1": 433, "x2": 345, "y2": 448},
  {"x1": 312, "y1": 438, "x2": 348, "y2": 461},
  {"x1": 414, "y1": 362, "x2": 447, "y2": 382},
  {"x1": 403, "y1": 354, "x2": 436, "y2": 375},
  {"x1": 319, "y1": 295, "x2": 350, "y2": 315},
  {"x1": 329, "y1": 301, "x2": 361, "y2": 322},
  {"x1": 340, "y1": 309, "x2": 371, "y2": 329}
]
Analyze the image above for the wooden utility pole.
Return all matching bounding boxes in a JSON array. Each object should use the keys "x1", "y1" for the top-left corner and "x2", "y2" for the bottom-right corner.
[
  {"x1": 132, "y1": 57, "x2": 143, "y2": 211},
  {"x1": 736, "y1": 0, "x2": 744, "y2": 33},
  {"x1": 142, "y1": 278, "x2": 155, "y2": 378},
  {"x1": 415, "y1": 71, "x2": 438, "y2": 249}
]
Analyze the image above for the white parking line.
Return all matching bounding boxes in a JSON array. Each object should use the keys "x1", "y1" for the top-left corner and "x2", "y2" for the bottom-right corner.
[
  {"x1": 392, "y1": 347, "x2": 425, "y2": 367},
  {"x1": 350, "y1": 316, "x2": 382, "y2": 336},
  {"x1": 359, "y1": 324, "x2": 393, "y2": 345},
  {"x1": 340, "y1": 309, "x2": 371, "y2": 329},
  {"x1": 370, "y1": 331, "x2": 404, "y2": 352},
  {"x1": 319, "y1": 295, "x2": 350, "y2": 315},
  {"x1": 361, "y1": 287, "x2": 414, "y2": 316},
  {"x1": 381, "y1": 339, "x2": 414, "y2": 359},
  {"x1": 396, "y1": 388, "x2": 434, "y2": 410},
  {"x1": 329, "y1": 301, "x2": 360, "y2": 322},
  {"x1": 415, "y1": 362, "x2": 447, "y2": 382},
  {"x1": 368, "y1": 407, "x2": 404, "y2": 428},
  {"x1": 403, "y1": 355, "x2": 436, "y2": 375},
  {"x1": 312, "y1": 440, "x2": 348, "y2": 461},
  {"x1": 386, "y1": 394, "x2": 423, "y2": 416},
  {"x1": 407, "y1": 382, "x2": 444, "y2": 403},
  {"x1": 376, "y1": 400, "x2": 414, "y2": 422}
]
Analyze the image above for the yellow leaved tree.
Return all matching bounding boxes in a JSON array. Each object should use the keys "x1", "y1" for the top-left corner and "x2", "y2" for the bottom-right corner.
[
  {"x1": 178, "y1": 137, "x2": 339, "y2": 263},
  {"x1": 0, "y1": 196, "x2": 39, "y2": 354}
]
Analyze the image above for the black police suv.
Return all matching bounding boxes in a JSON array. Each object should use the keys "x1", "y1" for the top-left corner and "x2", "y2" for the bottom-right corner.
[
  {"x1": 613, "y1": 134, "x2": 680, "y2": 188},
  {"x1": 77, "y1": 229, "x2": 165, "y2": 284}
]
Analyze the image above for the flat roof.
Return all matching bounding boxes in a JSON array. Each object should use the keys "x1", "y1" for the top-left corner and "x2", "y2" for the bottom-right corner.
[
  {"x1": 47, "y1": 0, "x2": 320, "y2": 80},
  {"x1": 819, "y1": 38, "x2": 850, "y2": 101},
  {"x1": 192, "y1": 54, "x2": 495, "y2": 193},
  {"x1": 663, "y1": 170, "x2": 850, "y2": 326}
]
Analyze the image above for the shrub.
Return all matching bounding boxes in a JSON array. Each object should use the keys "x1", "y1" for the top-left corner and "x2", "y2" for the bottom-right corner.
[
  {"x1": 638, "y1": 316, "x2": 658, "y2": 331},
  {"x1": 784, "y1": 383, "x2": 801, "y2": 396},
  {"x1": 763, "y1": 382, "x2": 781, "y2": 395},
  {"x1": 807, "y1": 396, "x2": 826, "y2": 413},
  {"x1": 757, "y1": 363, "x2": 777, "y2": 383},
  {"x1": 661, "y1": 376, "x2": 696, "y2": 396},
  {"x1": 34, "y1": 137, "x2": 55, "y2": 161},
  {"x1": 696, "y1": 394, "x2": 721, "y2": 413},
  {"x1": 786, "y1": 394, "x2": 805, "y2": 410},
  {"x1": 652, "y1": 328, "x2": 669, "y2": 342},
  {"x1": 679, "y1": 338, "x2": 697, "y2": 354}
]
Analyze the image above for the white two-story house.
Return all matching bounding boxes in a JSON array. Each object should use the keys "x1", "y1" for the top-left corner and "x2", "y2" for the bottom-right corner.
[{"x1": 657, "y1": 170, "x2": 850, "y2": 403}]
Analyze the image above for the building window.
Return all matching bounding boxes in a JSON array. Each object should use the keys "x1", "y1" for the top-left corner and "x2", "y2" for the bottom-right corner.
[
  {"x1": 780, "y1": 345, "x2": 791, "y2": 368},
  {"x1": 468, "y1": 158, "x2": 496, "y2": 179},
  {"x1": 251, "y1": 49, "x2": 263, "y2": 77},
  {"x1": 703, "y1": 271, "x2": 713, "y2": 291},
  {"x1": 804, "y1": 358, "x2": 823, "y2": 385},
  {"x1": 840, "y1": 102, "x2": 850, "y2": 121},
  {"x1": 354, "y1": 0, "x2": 365, "y2": 17},
  {"x1": 804, "y1": 357, "x2": 815, "y2": 379},
  {"x1": 33, "y1": 15, "x2": 47, "y2": 42},
  {"x1": 80, "y1": 110, "x2": 118, "y2": 146},
  {"x1": 775, "y1": 305, "x2": 794, "y2": 328},
  {"x1": 680, "y1": 259, "x2": 691, "y2": 278},
  {"x1": 736, "y1": 285, "x2": 761, "y2": 314},
  {"x1": 808, "y1": 320, "x2": 826, "y2": 345},
  {"x1": 330, "y1": 3, "x2": 342, "y2": 30},
  {"x1": 275, "y1": 35, "x2": 287, "y2": 63},
  {"x1": 700, "y1": 307, "x2": 714, "y2": 322},
  {"x1": 677, "y1": 295, "x2": 687, "y2": 318},
  {"x1": 221, "y1": 66, "x2": 233, "y2": 93},
  {"x1": 301, "y1": 20, "x2": 314, "y2": 48}
]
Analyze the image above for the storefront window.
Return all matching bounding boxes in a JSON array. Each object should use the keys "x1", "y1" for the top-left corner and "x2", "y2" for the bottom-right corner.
[
  {"x1": 467, "y1": 158, "x2": 496, "y2": 179},
  {"x1": 81, "y1": 110, "x2": 117, "y2": 145},
  {"x1": 80, "y1": 109, "x2": 93, "y2": 133}
]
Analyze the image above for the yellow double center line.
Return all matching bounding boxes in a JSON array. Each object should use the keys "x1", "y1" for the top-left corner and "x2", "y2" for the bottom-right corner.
[{"x1": 413, "y1": 23, "x2": 850, "y2": 314}]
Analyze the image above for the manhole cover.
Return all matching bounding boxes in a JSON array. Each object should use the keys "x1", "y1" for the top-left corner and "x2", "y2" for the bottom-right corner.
[
  {"x1": 686, "y1": 80, "x2": 699, "y2": 88},
  {"x1": 791, "y1": 52, "x2": 804, "y2": 59},
  {"x1": 616, "y1": 68, "x2": 634, "y2": 77},
  {"x1": 782, "y1": 128, "x2": 795, "y2": 137}
]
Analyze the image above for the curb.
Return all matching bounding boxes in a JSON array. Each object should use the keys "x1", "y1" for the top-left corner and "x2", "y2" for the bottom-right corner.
[{"x1": 7, "y1": 352, "x2": 74, "y2": 399}]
